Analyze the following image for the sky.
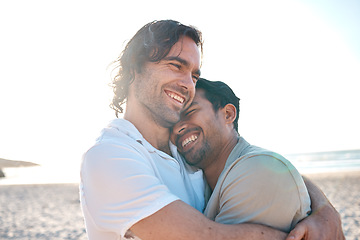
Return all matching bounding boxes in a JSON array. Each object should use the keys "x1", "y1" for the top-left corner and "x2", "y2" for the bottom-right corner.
[{"x1": 0, "y1": 0, "x2": 359, "y2": 182}]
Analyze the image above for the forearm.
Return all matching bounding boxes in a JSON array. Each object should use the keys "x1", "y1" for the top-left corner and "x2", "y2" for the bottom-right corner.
[
  {"x1": 220, "y1": 223, "x2": 287, "y2": 240},
  {"x1": 286, "y1": 177, "x2": 345, "y2": 240},
  {"x1": 131, "y1": 200, "x2": 287, "y2": 240},
  {"x1": 303, "y1": 176, "x2": 336, "y2": 212}
]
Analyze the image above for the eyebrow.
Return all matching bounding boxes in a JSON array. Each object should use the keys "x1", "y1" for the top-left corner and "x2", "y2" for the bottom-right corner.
[{"x1": 164, "y1": 56, "x2": 201, "y2": 76}]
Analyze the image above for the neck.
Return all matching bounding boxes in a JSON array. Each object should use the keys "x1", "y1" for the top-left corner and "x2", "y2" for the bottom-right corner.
[
  {"x1": 204, "y1": 133, "x2": 239, "y2": 190},
  {"x1": 124, "y1": 104, "x2": 172, "y2": 155}
]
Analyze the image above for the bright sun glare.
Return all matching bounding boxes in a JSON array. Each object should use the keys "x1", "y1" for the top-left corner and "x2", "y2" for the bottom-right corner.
[{"x1": 0, "y1": 0, "x2": 359, "y2": 183}]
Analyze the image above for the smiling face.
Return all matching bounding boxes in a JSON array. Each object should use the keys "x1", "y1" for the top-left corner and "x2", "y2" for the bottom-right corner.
[
  {"x1": 130, "y1": 36, "x2": 201, "y2": 128},
  {"x1": 171, "y1": 89, "x2": 228, "y2": 169}
]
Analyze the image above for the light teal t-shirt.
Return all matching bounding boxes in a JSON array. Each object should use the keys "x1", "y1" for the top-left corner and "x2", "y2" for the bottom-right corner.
[{"x1": 204, "y1": 137, "x2": 311, "y2": 232}]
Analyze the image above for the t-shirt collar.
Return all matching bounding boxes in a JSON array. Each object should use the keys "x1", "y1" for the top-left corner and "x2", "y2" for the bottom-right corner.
[{"x1": 108, "y1": 118, "x2": 174, "y2": 159}]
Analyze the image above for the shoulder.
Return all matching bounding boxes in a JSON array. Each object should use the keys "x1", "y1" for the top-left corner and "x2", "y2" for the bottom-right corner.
[
  {"x1": 84, "y1": 119, "x2": 151, "y2": 164},
  {"x1": 228, "y1": 151, "x2": 290, "y2": 174},
  {"x1": 220, "y1": 151, "x2": 304, "y2": 193},
  {"x1": 81, "y1": 128, "x2": 154, "y2": 184},
  {"x1": 212, "y1": 146, "x2": 311, "y2": 229}
]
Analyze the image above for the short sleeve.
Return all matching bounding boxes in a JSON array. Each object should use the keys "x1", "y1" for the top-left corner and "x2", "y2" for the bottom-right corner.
[
  {"x1": 80, "y1": 142, "x2": 179, "y2": 238},
  {"x1": 215, "y1": 154, "x2": 310, "y2": 232}
]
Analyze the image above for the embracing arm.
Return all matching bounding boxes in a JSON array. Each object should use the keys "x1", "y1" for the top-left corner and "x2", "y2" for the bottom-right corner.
[
  {"x1": 286, "y1": 177, "x2": 345, "y2": 240},
  {"x1": 131, "y1": 200, "x2": 287, "y2": 240},
  {"x1": 83, "y1": 143, "x2": 286, "y2": 240}
]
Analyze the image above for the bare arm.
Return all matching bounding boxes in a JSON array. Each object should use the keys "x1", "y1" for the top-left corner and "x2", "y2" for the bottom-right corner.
[
  {"x1": 286, "y1": 177, "x2": 345, "y2": 240},
  {"x1": 131, "y1": 200, "x2": 287, "y2": 240}
]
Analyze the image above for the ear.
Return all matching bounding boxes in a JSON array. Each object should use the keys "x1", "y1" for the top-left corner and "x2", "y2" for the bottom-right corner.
[{"x1": 224, "y1": 104, "x2": 237, "y2": 125}]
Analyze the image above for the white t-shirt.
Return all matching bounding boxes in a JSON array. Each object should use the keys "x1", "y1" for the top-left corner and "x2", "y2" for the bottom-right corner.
[{"x1": 80, "y1": 119, "x2": 205, "y2": 239}]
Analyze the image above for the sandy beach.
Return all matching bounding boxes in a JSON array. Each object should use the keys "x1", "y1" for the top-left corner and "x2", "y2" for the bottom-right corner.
[
  {"x1": 1, "y1": 171, "x2": 359, "y2": 240},
  {"x1": 0, "y1": 183, "x2": 86, "y2": 240},
  {"x1": 303, "y1": 171, "x2": 360, "y2": 240}
]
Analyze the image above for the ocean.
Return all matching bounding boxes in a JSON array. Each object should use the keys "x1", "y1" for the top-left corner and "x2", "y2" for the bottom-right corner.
[
  {"x1": 285, "y1": 149, "x2": 360, "y2": 174},
  {"x1": 1, "y1": 149, "x2": 360, "y2": 185}
]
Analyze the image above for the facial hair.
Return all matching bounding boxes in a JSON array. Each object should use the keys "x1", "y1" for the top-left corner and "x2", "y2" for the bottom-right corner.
[
  {"x1": 183, "y1": 139, "x2": 211, "y2": 169},
  {"x1": 133, "y1": 71, "x2": 185, "y2": 128}
]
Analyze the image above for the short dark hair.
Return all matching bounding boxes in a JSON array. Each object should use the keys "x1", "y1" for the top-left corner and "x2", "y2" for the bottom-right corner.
[
  {"x1": 110, "y1": 20, "x2": 203, "y2": 116},
  {"x1": 196, "y1": 78, "x2": 240, "y2": 132}
]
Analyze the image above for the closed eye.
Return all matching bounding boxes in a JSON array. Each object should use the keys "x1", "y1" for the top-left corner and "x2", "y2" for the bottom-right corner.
[
  {"x1": 192, "y1": 75, "x2": 199, "y2": 83},
  {"x1": 185, "y1": 109, "x2": 196, "y2": 116}
]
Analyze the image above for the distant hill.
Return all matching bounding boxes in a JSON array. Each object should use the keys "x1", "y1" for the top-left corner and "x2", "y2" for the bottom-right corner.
[
  {"x1": 286, "y1": 149, "x2": 360, "y2": 162},
  {"x1": 0, "y1": 158, "x2": 40, "y2": 178},
  {"x1": 0, "y1": 158, "x2": 39, "y2": 168}
]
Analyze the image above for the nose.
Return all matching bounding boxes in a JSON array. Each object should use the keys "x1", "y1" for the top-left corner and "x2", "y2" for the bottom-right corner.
[
  {"x1": 178, "y1": 73, "x2": 195, "y2": 105},
  {"x1": 179, "y1": 72, "x2": 196, "y2": 90}
]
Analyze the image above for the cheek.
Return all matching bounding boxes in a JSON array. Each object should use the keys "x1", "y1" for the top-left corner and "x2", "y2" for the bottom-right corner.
[{"x1": 203, "y1": 118, "x2": 223, "y2": 136}]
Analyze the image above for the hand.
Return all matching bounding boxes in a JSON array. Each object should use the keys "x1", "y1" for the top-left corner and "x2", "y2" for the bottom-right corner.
[{"x1": 286, "y1": 204, "x2": 345, "y2": 240}]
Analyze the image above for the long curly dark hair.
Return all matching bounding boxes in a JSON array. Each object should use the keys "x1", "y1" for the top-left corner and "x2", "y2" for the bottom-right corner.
[{"x1": 110, "y1": 20, "x2": 203, "y2": 117}]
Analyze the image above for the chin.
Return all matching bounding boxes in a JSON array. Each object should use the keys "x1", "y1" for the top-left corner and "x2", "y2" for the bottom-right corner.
[
  {"x1": 159, "y1": 113, "x2": 180, "y2": 128},
  {"x1": 183, "y1": 153, "x2": 202, "y2": 167}
]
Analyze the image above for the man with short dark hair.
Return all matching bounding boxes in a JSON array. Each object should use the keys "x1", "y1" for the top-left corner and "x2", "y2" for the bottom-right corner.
[{"x1": 171, "y1": 78, "x2": 345, "y2": 239}]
